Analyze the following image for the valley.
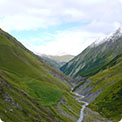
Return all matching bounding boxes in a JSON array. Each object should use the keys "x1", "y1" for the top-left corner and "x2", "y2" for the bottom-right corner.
[
  {"x1": 0, "y1": 0, "x2": 122, "y2": 121},
  {"x1": 0, "y1": 27, "x2": 122, "y2": 122},
  {"x1": 0, "y1": 28, "x2": 81, "y2": 122}
]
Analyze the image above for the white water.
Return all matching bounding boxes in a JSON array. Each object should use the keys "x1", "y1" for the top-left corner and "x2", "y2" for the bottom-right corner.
[
  {"x1": 0, "y1": 119, "x2": 3, "y2": 122},
  {"x1": 72, "y1": 92, "x2": 88, "y2": 122},
  {"x1": 119, "y1": 119, "x2": 122, "y2": 122},
  {"x1": 76, "y1": 101, "x2": 88, "y2": 122}
]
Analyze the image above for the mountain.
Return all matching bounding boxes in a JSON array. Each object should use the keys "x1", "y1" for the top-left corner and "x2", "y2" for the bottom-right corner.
[
  {"x1": 88, "y1": 60, "x2": 122, "y2": 121},
  {"x1": 48, "y1": 55, "x2": 75, "y2": 63},
  {"x1": 76, "y1": 53, "x2": 122, "y2": 121},
  {"x1": 60, "y1": 28, "x2": 122, "y2": 122},
  {"x1": 41, "y1": 56, "x2": 61, "y2": 68},
  {"x1": 60, "y1": 28, "x2": 122, "y2": 78},
  {"x1": 42, "y1": 54, "x2": 75, "y2": 68},
  {"x1": 0, "y1": 28, "x2": 82, "y2": 122}
]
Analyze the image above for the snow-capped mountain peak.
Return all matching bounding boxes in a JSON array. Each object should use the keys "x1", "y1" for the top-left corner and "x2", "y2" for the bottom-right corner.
[{"x1": 91, "y1": 27, "x2": 122, "y2": 47}]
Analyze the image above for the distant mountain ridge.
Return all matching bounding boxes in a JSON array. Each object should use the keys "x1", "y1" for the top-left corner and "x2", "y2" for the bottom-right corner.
[
  {"x1": 41, "y1": 54, "x2": 75, "y2": 68},
  {"x1": 48, "y1": 55, "x2": 75, "y2": 62}
]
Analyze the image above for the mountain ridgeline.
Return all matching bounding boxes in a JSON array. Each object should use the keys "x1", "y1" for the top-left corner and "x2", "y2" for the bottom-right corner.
[
  {"x1": 0, "y1": 28, "x2": 82, "y2": 122},
  {"x1": 61, "y1": 28, "x2": 122, "y2": 121},
  {"x1": 41, "y1": 55, "x2": 75, "y2": 68},
  {"x1": 61, "y1": 28, "x2": 122, "y2": 78}
]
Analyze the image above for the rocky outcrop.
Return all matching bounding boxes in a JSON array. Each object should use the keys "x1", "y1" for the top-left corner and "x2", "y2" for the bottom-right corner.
[
  {"x1": 49, "y1": 69, "x2": 73, "y2": 88},
  {"x1": 0, "y1": 75, "x2": 22, "y2": 110},
  {"x1": 82, "y1": 89, "x2": 102, "y2": 103},
  {"x1": 57, "y1": 98, "x2": 78, "y2": 122},
  {"x1": 83, "y1": 107, "x2": 114, "y2": 122},
  {"x1": 74, "y1": 79, "x2": 102, "y2": 103}
]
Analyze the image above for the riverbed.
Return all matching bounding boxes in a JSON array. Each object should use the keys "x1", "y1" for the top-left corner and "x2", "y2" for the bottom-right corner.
[{"x1": 72, "y1": 92, "x2": 89, "y2": 122}]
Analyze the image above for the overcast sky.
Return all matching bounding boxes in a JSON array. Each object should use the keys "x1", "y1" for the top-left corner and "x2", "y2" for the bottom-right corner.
[{"x1": 0, "y1": 0, "x2": 122, "y2": 55}]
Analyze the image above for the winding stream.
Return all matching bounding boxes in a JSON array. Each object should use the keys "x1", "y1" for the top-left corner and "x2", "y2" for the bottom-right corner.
[
  {"x1": 76, "y1": 100, "x2": 88, "y2": 122},
  {"x1": 72, "y1": 92, "x2": 89, "y2": 122},
  {"x1": 72, "y1": 92, "x2": 122, "y2": 122}
]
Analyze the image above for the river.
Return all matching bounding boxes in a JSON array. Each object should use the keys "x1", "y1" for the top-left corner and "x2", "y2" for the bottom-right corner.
[
  {"x1": 0, "y1": 119, "x2": 3, "y2": 122},
  {"x1": 76, "y1": 100, "x2": 88, "y2": 122},
  {"x1": 72, "y1": 92, "x2": 89, "y2": 122}
]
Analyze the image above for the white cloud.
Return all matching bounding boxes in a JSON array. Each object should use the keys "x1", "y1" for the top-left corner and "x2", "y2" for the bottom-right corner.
[
  {"x1": 119, "y1": 0, "x2": 122, "y2": 3},
  {"x1": 0, "y1": 0, "x2": 122, "y2": 32},
  {"x1": 0, "y1": 0, "x2": 122, "y2": 55},
  {"x1": 80, "y1": 20, "x2": 121, "y2": 34},
  {"x1": 22, "y1": 30, "x2": 105, "y2": 55},
  {"x1": 64, "y1": 9, "x2": 85, "y2": 21},
  {"x1": 114, "y1": 22, "x2": 121, "y2": 29},
  {"x1": 0, "y1": 14, "x2": 59, "y2": 31},
  {"x1": 27, "y1": 8, "x2": 52, "y2": 16}
]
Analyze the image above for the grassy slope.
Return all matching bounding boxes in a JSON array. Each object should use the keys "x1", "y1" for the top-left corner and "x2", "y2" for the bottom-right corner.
[
  {"x1": 69, "y1": 50, "x2": 122, "y2": 121},
  {"x1": 0, "y1": 29, "x2": 81, "y2": 122},
  {"x1": 87, "y1": 55, "x2": 122, "y2": 121}
]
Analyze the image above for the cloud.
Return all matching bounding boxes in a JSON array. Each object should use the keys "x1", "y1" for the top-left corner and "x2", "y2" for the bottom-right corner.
[
  {"x1": 119, "y1": 0, "x2": 122, "y2": 3},
  {"x1": 79, "y1": 21, "x2": 121, "y2": 34},
  {"x1": 0, "y1": 0, "x2": 122, "y2": 32},
  {"x1": 114, "y1": 22, "x2": 121, "y2": 29},
  {"x1": 0, "y1": 14, "x2": 60, "y2": 31},
  {"x1": 0, "y1": 0, "x2": 122, "y2": 55},
  {"x1": 21, "y1": 30, "x2": 105, "y2": 55}
]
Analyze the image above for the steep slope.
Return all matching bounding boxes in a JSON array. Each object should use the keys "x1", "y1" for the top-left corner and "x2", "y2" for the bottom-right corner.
[
  {"x1": 83, "y1": 54, "x2": 122, "y2": 121},
  {"x1": 61, "y1": 28, "x2": 122, "y2": 78},
  {"x1": 0, "y1": 28, "x2": 81, "y2": 122},
  {"x1": 60, "y1": 28, "x2": 122, "y2": 122}
]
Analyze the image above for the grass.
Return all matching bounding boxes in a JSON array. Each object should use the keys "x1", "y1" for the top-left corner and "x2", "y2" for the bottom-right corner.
[
  {"x1": 0, "y1": 29, "x2": 82, "y2": 121},
  {"x1": 26, "y1": 81, "x2": 62, "y2": 105},
  {"x1": 87, "y1": 55, "x2": 122, "y2": 121},
  {"x1": 0, "y1": 43, "x2": 65, "y2": 106}
]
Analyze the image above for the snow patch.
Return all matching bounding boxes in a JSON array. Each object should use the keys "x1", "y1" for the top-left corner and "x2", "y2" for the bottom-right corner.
[
  {"x1": 90, "y1": 27, "x2": 122, "y2": 47},
  {"x1": 94, "y1": 35, "x2": 106, "y2": 45}
]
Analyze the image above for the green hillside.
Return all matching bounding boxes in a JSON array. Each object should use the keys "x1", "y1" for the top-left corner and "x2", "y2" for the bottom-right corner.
[
  {"x1": 72, "y1": 47, "x2": 122, "y2": 121},
  {"x1": 0, "y1": 28, "x2": 81, "y2": 122},
  {"x1": 88, "y1": 54, "x2": 122, "y2": 121},
  {"x1": 72, "y1": 48, "x2": 122, "y2": 121}
]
